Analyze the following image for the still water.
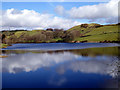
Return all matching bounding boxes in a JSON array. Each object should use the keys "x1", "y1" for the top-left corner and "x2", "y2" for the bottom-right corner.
[{"x1": 1, "y1": 43, "x2": 120, "y2": 88}]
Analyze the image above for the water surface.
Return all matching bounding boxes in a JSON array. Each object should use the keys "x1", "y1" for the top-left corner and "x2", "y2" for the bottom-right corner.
[{"x1": 1, "y1": 43, "x2": 120, "y2": 88}]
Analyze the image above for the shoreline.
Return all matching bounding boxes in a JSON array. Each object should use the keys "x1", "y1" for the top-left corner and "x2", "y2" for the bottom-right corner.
[{"x1": 0, "y1": 43, "x2": 119, "y2": 58}]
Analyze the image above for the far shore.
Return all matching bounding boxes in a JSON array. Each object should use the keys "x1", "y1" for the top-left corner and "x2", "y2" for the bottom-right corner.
[{"x1": 1, "y1": 23, "x2": 120, "y2": 49}]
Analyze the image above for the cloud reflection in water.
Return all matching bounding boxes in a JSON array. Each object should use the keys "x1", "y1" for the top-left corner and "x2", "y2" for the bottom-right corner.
[{"x1": 2, "y1": 51, "x2": 119, "y2": 78}]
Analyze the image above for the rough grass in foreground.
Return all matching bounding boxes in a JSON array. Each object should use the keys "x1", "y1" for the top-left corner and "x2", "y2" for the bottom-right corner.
[{"x1": 0, "y1": 44, "x2": 9, "y2": 48}]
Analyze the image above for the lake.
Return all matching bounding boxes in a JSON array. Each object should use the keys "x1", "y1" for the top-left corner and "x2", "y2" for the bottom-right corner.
[{"x1": 1, "y1": 43, "x2": 120, "y2": 88}]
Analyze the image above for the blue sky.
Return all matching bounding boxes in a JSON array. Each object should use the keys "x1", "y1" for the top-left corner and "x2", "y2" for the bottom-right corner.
[
  {"x1": 2, "y1": 2, "x2": 102, "y2": 15},
  {"x1": 1, "y1": 0, "x2": 118, "y2": 30}
]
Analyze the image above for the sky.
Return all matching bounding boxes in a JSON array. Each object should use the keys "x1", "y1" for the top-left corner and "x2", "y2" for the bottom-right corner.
[{"x1": 1, "y1": 0, "x2": 119, "y2": 30}]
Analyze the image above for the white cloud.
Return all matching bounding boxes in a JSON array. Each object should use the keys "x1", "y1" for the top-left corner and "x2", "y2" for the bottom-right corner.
[
  {"x1": 1, "y1": 8, "x2": 81, "y2": 30},
  {"x1": 55, "y1": 0, "x2": 119, "y2": 23}
]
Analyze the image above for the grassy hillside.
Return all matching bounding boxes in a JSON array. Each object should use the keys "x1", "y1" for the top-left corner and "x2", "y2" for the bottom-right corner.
[
  {"x1": 0, "y1": 23, "x2": 120, "y2": 46},
  {"x1": 68, "y1": 23, "x2": 119, "y2": 42}
]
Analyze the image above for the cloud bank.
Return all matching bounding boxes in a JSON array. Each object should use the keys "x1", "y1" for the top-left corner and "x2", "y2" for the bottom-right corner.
[
  {"x1": 55, "y1": 0, "x2": 119, "y2": 23},
  {"x1": 1, "y1": 8, "x2": 81, "y2": 30}
]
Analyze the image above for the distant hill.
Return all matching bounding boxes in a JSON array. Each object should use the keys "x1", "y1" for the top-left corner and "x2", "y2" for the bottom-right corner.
[{"x1": 0, "y1": 23, "x2": 120, "y2": 46}]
